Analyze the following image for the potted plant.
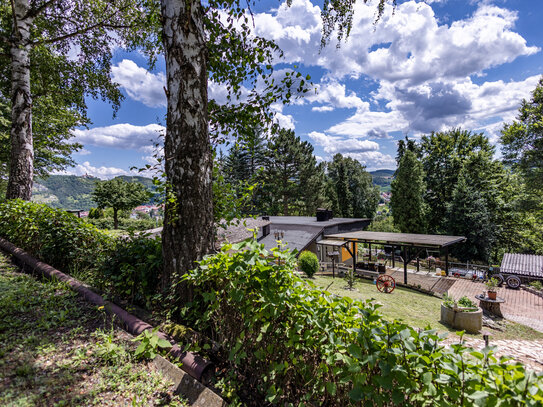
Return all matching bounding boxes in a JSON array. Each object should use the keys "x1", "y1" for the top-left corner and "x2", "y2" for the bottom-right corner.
[
  {"x1": 440, "y1": 295, "x2": 482, "y2": 333},
  {"x1": 485, "y1": 278, "x2": 499, "y2": 300}
]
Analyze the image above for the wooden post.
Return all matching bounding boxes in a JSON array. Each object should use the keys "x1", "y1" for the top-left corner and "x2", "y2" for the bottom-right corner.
[
  {"x1": 445, "y1": 247, "x2": 449, "y2": 276},
  {"x1": 352, "y1": 241, "x2": 357, "y2": 280},
  {"x1": 369, "y1": 243, "x2": 372, "y2": 261},
  {"x1": 403, "y1": 246, "x2": 408, "y2": 284},
  {"x1": 392, "y1": 245, "x2": 395, "y2": 268},
  {"x1": 417, "y1": 256, "x2": 420, "y2": 273}
]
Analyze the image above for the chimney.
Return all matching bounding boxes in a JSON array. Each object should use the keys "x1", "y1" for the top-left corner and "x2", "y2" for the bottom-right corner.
[
  {"x1": 261, "y1": 216, "x2": 270, "y2": 237},
  {"x1": 316, "y1": 208, "x2": 332, "y2": 221}
]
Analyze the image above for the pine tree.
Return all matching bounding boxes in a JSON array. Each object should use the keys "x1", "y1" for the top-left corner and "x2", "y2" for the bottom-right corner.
[{"x1": 390, "y1": 150, "x2": 427, "y2": 233}]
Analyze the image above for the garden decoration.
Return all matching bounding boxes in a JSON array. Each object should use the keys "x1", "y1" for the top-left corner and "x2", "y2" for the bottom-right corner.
[{"x1": 376, "y1": 274, "x2": 395, "y2": 293}]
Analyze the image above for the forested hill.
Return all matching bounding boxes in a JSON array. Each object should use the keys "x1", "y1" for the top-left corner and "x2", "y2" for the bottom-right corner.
[
  {"x1": 32, "y1": 175, "x2": 155, "y2": 210},
  {"x1": 369, "y1": 169, "x2": 394, "y2": 191}
]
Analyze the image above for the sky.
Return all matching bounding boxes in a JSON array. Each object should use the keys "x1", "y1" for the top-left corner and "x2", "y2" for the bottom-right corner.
[{"x1": 63, "y1": 0, "x2": 543, "y2": 178}]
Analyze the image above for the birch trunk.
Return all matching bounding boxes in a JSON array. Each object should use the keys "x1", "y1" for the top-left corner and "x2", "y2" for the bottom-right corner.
[
  {"x1": 160, "y1": 0, "x2": 213, "y2": 303},
  {"x1": 7, "y1": 0, "x2": 34, "y2": 200}
]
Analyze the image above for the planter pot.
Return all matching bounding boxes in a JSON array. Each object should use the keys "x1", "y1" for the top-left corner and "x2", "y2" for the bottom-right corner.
[
  {"x1": 367, "y1": 262, "x2": 376, "y2": 271},
  {"x1": 440, "y1": 304, "x2": 482, "y2": 334},
  {"x1": 487, "y1": 291, "x2": 497, "y2": 300},
  {"x1": 377, "y1": 264, "x2": 386, "y2": 274}
]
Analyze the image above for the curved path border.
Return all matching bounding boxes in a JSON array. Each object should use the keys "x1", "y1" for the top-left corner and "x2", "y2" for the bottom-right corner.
[{"x1": 0, "y1": 237, "x2": 212, "y2": 381}]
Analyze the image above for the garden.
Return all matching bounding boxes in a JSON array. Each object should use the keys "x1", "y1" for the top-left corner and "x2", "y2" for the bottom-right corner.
[{"x1": 1, "y1": 200, "x2": 543, "y2": 406}]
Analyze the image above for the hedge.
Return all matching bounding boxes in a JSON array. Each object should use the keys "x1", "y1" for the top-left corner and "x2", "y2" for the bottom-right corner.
[{"x1": 184, "y1": 239, "x2": 543, "y2": 406}]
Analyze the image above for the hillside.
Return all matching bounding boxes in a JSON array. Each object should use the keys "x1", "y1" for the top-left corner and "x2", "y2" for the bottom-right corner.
[
  {"x1": 369, "y1": 169, "x2": 394, "y2": 192},
  {"x1": 32, "y1": 175, "x2": 156, "y2": 210}
]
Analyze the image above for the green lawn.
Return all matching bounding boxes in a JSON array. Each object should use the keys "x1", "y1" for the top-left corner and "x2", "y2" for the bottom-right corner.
[
  {"x1": 0, "y1": 253, "x2": 186, "y2": 407},
  {"x1": 310, "y1": 275, "x2": 543, "y2": 341}
]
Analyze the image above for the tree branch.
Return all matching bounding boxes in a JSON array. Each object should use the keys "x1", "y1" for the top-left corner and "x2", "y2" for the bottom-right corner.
[{"x1": 25, "y1": 0, "x2": 56, "y2": 19}]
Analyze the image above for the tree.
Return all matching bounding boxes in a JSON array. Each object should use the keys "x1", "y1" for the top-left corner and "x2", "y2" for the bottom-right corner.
[
  {"x1": 446, "y1": 169, "x2": 496, "y2": 262},
  {"x1": 92, "y1": 178, "x2": 149, "y2": 229},
  {"x1": 501, "y1": 77, "x2": 543, "y2": 197},
  {"x1": 420, "y1": 129, "x2": 494, "y2": 233},
  {"x1": 260, "y1": 128, "x2": 321, "y2": 216},
  {"x1": 390, "y1": 150, "x2": 427, "y2": 233},
  {"x1": 1, "y1": 0, "x2": 155, "y2": 200},
  {"x1": 326, "y1": 154, "x2": 379, "y2": 218},
  {"x1": 159, "y1": 0, "x2": 391, "y2": 302}
]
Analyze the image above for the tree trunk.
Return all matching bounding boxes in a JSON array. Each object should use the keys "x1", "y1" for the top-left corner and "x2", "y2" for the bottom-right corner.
[
  {"x1": 6, "y1": 0, "x2": 34, "y2": 200},
  {"x1": 113, "y1": 208, "x2": 118, "y2": 230},
  {"x1": 160, "y1": 0, "x2": 213, "y2": 304}
]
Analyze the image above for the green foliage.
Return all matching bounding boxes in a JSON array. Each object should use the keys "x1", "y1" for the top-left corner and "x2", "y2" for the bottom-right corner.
[
  {"x1": 93, "y1": 178, "x2": 150, "y2": 229},
  {"x1": 529, "y1": 281, "x2": 542, "y2": 291},
  {"x1": 99, "y1": 232, "x2": 162, "y2": 307},
  {"x1": 442, "y1": 293, "x2": 456, "y2": 309},
  {"x1": 133, "y1": 328, "x2": 172, "y2": 360},
  {"x1": 485, "y1": 278, "x2": 500, "y2": 292},
  {"x1": 458, "y1": 296, "x2": 476, "y2": 308},
  {"x1": 297, "y1": 251, "x2": 319, "y2": 278},
  {"x1": 367, "y1": 215, "x2": 400, "y2": 233},
  {"x1": 184, "y1": 240, "x2": 543, "y2": 405},
  {"x1": 87, "y1": 217, "x2": 158, "y2": 231},
  {"x1": 390, "y1": 150, "x2": 427, "y2": 233},
  {"x1": 327, "y1": 153, "x2": 379, "y2": 218},
  {"x1": 501, "y1": 77, "x2": 543, "y2": 196},
  {"x1": 88, "y1": 207, "x2": 104, "y2": 219},
  {"x1": 0, "y1": 199, "x2": 113, "y2": 272}
]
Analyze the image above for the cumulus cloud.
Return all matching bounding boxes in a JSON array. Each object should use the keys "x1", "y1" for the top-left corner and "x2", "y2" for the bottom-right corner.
[
  {"x1": 73, "y1": 123, "x2": 165, "y2": 150},
  {"x1": 53, "y1": 161, "x2": 130, "y2": 180},
  {"x1": 306, "y1": 81, "x2": 368, "y2": 112},
  {"x1": 112, "y1": 60, "x2": 166, "y2": 108},
  {"x1": 343, "y1": 151, "x2": 397, "y2": 170},
  {"x1": 308, "y1": 131, "x2": 379, "y2": 154}
]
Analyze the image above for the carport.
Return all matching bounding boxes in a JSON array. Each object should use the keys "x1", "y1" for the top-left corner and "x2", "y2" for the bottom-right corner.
[{"x1": 324, "y1": 231, "x2": 466, "y2": 284}]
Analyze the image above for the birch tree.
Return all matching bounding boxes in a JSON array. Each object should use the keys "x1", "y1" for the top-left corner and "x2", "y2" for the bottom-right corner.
[
  {"x1": 0, "y1": 0, "x2": 156, "y2": 200},
  {"x1": 159, "y1": 0, "x2": 391, "y2": 302}
]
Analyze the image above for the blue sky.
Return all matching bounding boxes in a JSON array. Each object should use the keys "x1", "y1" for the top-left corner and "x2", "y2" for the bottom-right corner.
[{"x1": 64, "y1": 0, "x2": 543, "y2": 178}]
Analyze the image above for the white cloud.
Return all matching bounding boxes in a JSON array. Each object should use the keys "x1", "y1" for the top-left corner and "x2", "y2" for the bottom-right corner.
[
  {"x1": 308, "y1": 131, "x2": 379, "y2": 154},
  {"x1": 306, "y1": 80, "x2": 369, "y2": 112},
  {"x1": 111, "y1": 59, "x2": 166, "y2": 108},
  {"x1": 74, "y1": 148, "x2": 91, "y2": 156},
  {"x1": 343, "y1": 151, "x2": 397, "y2": 170},
  {"x1": 73, "y1": 123, "x2": 165, "y2": 150},
  {"x1": 53, "y1": 161, "x2": 130, "y2": 180}
]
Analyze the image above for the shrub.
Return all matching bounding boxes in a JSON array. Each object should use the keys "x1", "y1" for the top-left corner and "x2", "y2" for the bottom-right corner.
[
  {"x1": 87, "y1": 217, "x2": 158, "y2": 231},
  {"x1": 458, "y1": 296, "x2": 477, "y2": 308},
  {"x1": 529, "y1": 280, "x2": 543, "y2": 291},
  {"x1": 0, "y1": 200, "x2": 114, "y2": 272},
  {"x1": 99, "y1": 232, "x2": 162, "y2": 307},
  {"x1": 184, "y1": 239, "x2": 543, "y2": 405},
  {"x1": 297, "y1": 250, "x2": 319, "y2": 278}
]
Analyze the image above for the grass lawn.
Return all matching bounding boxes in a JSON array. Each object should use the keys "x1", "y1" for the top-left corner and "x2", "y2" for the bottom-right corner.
[
  {"x1": 310, "y1": 275, "x2": 543, "y2": 341},
  {"x1": 0, "y1": 253, "x2": 186, "y2": 407}
]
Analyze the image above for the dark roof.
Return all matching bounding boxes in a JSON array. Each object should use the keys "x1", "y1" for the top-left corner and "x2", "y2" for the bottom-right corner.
[
  {"x1": 500, "y1": 253, "x2": 543, "y2": 278},
  {"x1": 260, "y1": 225, "x2": 323, "y2": 253},
  {"x1": 325, "y1": 231, "x2": 466, "y2": 248},
  {"x1": 267, "y1": 216, "x2": 370, "y2": 227},
  {"x1": 317, "y1": 239, "x2": 349, "y2": 247}
]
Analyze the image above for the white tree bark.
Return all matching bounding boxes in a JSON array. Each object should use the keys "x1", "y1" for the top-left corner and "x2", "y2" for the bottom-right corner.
[
  {"x1": 160, "y1": 0, "x2": 214, "y2": 302},
  {"x1": 7, "y1": 0, "x2": 34, "y2": 200}
]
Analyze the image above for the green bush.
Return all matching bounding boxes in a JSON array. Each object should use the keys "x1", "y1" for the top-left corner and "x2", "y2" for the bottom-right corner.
[
  {"x1": 529, "y1": 280, "x2": 543, "y2": 291},
  {"x1": 297, "y1": 250, "x2": 319, "y2": 278},
  {"x1": 99, "y1": 232, "x2": 162, "y2": 307},
  {"x1": 0, "y1": 200, "x2": 114, "y2": 272},
  {"x1": 184, "y1": 239, "x2": 543, "y2": 406},
  {"x1": 87, "y1": 217, "x2": 158, "y2": 231},
  {"x1": 458, "y1": 296, "x2": 477, "y2": 308}
]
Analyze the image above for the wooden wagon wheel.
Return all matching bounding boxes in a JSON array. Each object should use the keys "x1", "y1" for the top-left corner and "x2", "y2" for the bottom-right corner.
[{"x1": 376, "y1": 274, "x2": 396, "y2": 293}]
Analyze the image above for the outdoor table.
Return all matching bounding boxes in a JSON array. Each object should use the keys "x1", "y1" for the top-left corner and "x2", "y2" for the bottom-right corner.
[{"x1": 475, "y1": 294, "x2": 505, "y2": 318}]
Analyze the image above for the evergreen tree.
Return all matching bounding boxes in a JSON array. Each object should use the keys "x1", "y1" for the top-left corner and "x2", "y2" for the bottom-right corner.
[
  {"x1": 326, "y1": 154, "x2": 379, "y2": 218},
  {"x1": 390, "y1": 150, "x2": 427, "y2": 233},
  {"x1": 446, "y1": 169, "x2": 496, "y2": 262}
]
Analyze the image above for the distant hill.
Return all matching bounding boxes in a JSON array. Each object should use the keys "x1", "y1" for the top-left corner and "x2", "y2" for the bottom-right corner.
[
  {"x1": 369, "y1": 169, "x2": 394, "y2": 192},
  {"x1": 32, "y1": 175, "x2": 156, "y2": 211}
]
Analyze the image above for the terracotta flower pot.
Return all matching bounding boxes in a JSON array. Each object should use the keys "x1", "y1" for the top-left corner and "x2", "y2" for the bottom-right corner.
[{"x1": 487, "y1": 291, "x2": 497, "y2": 300}]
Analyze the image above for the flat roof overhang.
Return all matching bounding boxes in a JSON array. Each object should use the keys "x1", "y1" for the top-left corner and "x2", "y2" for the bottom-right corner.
[
  {"x1": 325, "y1": 231, "x2": 466, "y2": 249},
  {"x1": 317, "y1": 239, "x2": 350, "y2": 247}
]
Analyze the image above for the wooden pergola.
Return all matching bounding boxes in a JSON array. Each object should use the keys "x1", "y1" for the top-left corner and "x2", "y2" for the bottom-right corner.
[{"x1": 324, "y1": 231, "x2": 466, "y2": 284}]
